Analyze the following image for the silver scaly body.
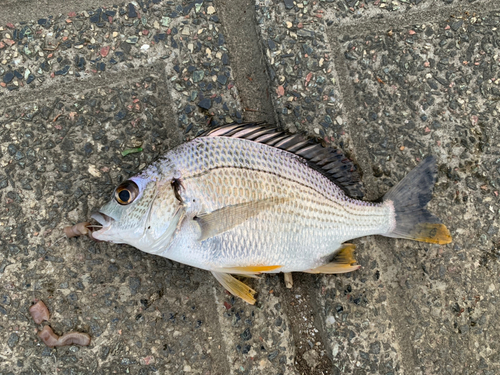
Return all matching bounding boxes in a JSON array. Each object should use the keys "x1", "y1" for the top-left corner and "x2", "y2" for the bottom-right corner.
[{"x1": 141, "y1": 137, "x2": 394, "y2": 273}]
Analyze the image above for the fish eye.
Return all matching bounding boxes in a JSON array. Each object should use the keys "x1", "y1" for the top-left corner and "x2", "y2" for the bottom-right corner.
[{"x1": 115, "y1": 180, "x2": 139, "y2": 205}]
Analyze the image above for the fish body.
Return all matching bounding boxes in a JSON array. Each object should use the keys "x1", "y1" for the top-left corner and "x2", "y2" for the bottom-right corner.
[{"x1": 92, "y1": 124, "x2": 451, "y2": 303}]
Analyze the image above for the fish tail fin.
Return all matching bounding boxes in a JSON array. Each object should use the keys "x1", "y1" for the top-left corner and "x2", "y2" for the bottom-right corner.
[{"x1": 383, "y1": 156, "x2": 452, "y2": 245}]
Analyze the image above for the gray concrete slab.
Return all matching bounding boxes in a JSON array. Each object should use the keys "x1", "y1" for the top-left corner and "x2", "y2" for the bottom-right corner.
[
  {"x1": 1, "y1": 0, "x2": 500, "y2": 374},
  {"x1": 216, "y1": 0, "x2": 277, "y2": 124}
]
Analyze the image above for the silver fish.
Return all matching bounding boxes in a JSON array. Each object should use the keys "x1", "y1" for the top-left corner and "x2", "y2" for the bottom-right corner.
[{"x1": 91, "y1": 124, "x2": 451, "y2": 304}]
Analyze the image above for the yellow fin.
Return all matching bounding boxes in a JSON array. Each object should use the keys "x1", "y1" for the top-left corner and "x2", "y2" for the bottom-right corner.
[
  {"x1": 222, "y1": 265, "x2": 282, "y2": 274},
  {"x1": 212, "y1": 271, "x2": 256, "y2": 305},
  {"x1": 305, "y1": 243, "x2": 360, "y2": 274},
  {"x1": 195, "y1": 197, "x2": 287, "y2": 241},
  {"x1": 411, "y1": 223, "x2": 452, "y2": 245}
]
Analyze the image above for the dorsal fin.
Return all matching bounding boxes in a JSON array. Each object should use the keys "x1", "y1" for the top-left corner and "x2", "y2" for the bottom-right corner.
[{"x1": 200, "y1": 123, "x2": 364, "y2": 198}]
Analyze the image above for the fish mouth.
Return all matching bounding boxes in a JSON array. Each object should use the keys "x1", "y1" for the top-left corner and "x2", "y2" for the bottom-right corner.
[
  {"x1": 91, "y1": 211, "x2": 114, "y2": 226},
  {"x1": 90, "y1": 212, "x2": 115, "y2": 239}
]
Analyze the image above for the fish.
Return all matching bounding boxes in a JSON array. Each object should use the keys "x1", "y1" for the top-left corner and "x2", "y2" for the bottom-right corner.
[{"x1": 91, "y1": 123, "x2": 452, "y2": 304}]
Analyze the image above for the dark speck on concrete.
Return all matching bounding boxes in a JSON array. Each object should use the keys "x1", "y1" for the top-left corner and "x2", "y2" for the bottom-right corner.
[
  {"x1": 55, "y1": 65, "x2": 70, "y2": 76},
  {"x1": 268, "y1": 350, "x2": 279, "y2": 361},
  {"x1": 240, "y1": 327, "x2": 252, "y2": 341},
  {"x1": 129, "y1": 276, "x2": 141, "y2": 295},
  {"x1": 284, "y1": 0, "x2": 294, "y2": 10},
  {"x1": 7, "y1": 333, "x2": 19, "y2": 348},
  {"x1": 127, "y1": 3, "x2": 137, "y2": 18},
  {"x1": 197, "y1": 98, "x2": 211, "y2": 110},
  {"x1": 3, "y1": 72, "x2": 14, "y2": 83},
  {"x1": 217, "y1": 74, "x2": 228, "y2": 85}
]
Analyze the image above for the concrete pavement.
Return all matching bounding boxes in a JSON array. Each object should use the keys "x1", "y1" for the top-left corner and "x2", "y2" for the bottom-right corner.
[{"x1": 0, "y1": 0, "x2": 499, "y2": 374}]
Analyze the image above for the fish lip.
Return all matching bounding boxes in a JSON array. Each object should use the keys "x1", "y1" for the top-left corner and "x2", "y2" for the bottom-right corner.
[
  {"x1": 90, "y1": 212, "x2": 115, "y2": 239},
  {"x1": 91, "y1": 212, "x2": 114, "y2": 227}
]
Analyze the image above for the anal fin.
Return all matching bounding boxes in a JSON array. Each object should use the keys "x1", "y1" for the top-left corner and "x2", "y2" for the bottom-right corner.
[
  {"x1": 305, "y1": 243, "x2": 360, "y2": 274},
  {"x1": 212, "y1": 271, "x2": 257, "y2": 305}
]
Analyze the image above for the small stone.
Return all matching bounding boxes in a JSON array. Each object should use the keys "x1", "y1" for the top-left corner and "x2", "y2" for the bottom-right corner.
[
  {"x1": 182, "y1": 26, "x2": 190, "y2": 35},
  {"x1": 197, "y1": 98, "x2": 211, "y2": 110},
  {"x1": 100, "y1": 46, "x2": 110, "y2": 57},
  {"x1": 55, "y1": 66, "x2": 70, "y2": 76},
  {"x1": 451, "y1": 20, "x2": 463, "y2": 31},
  {"x1": 297, "y1": 29, "x2": 314, "y2": 38},
  {"x1": 128, "y1": 3, "x2": 137, "y2": 18},
  {"x1": 129, "y1": 277, "x2": 141, "y2": 296},
  {"x1": 154, "y1": 20, "x2": 159, "y2": 29},
  {"x1": 240, "y1": 328, "x2": 252, "y2": 341},
  {"x1": 7, "y1": 333, "x2": 19, "y2": 348},
  {"x1": 268, "y1": 350, "x2": 279, "y2": 361},
  {"x1": 284, "y1": 0, "x2": 294, "y2": 9},
  {"x1": 3, "y1": 72, "x2": 14, "y2": 83},
  {"x1": 193, "y1": 70, "x2": 204, "y2": 82},
  {"x1": 161, "y1": 17, "x2": 170, "y2": 27},
  {"x1": 126, "y1": 36, "x2": 138, "y2": 44},
  {"x1": 370, "y1": 341, "x2": 381, "y2": 354},
  {"x1": 207, "y1": 5, "x2": 216, "y2": 14},
  {"x1": 217, "y1": 74, "x2": 228, "y2": 85}
]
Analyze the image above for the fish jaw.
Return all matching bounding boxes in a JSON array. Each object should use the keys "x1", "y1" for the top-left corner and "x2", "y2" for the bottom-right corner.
[
  {"x1": 90, "y1": 205, "x2": 147, "y2": 244},
  {"x1": 90, "y1": 211, "x2": 122, "y2": 243}
]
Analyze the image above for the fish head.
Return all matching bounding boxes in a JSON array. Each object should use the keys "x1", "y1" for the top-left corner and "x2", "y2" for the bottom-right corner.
[
  {"x1": 90, "y1": 175, "x2": 158, "y2": 245},
  {"x1": 91, "y1": 164, "x2": 181, "y2": 249}
]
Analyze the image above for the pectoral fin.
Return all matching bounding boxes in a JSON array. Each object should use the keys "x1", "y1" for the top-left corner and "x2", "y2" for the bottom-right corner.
[
  {"x1": 212, "y1": 271, "x2": 257, "y2": 305},
  {"x1": 195, "y1": 197, "x2": 287, "y2": 241},
  {"x1": 305, "y1": 243, "x2": 360, "y2": 274}
]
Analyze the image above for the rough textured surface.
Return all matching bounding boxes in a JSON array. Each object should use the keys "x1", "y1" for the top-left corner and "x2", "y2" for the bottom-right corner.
[{"x1": 1, "y1": 0, "x2": 500, "y2": 373}]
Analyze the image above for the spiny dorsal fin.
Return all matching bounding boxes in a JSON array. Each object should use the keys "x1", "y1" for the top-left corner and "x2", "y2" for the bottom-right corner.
[{"x1": 200, "y1": 123, "x2": 364, "y2": 198}]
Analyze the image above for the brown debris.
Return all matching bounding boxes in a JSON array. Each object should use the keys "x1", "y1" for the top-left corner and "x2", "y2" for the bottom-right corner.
[
  {"x1": 63, "y1": 222, "x2": 91, "y2": 238},
  {"x1": 37, "y1": 326, "x2": 91, "y2": 348},
  {"x1": 29, "y1": 300, "x2": 50, "y2": 324}
]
